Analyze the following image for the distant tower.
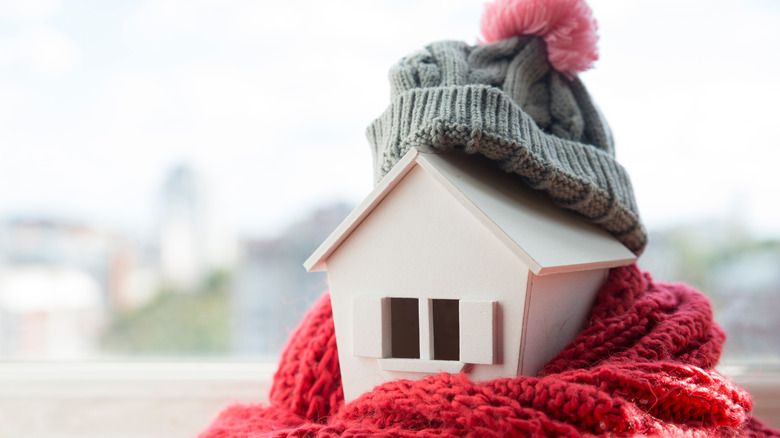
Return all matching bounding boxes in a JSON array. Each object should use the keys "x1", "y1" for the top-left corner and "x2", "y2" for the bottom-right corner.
[{"x1": 159, "y1": 164, "x2": 207, "y2": 292}]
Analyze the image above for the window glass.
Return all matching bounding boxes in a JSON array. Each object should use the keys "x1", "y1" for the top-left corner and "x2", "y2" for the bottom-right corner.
[
  {"x1": 390, "y1": 298, "x2": 420, "y2": 359},
  {"x1": 432, "y1": 299, "x2": 459, "y2": 361},
  {"x1": 638, "y1": 226, "x2": 780, "y2": 365},
  {"x1": 0, "y1": 1, "x2": 777, "y2": 366},
  {"x1": 0, "y1": 202, "x2": 353, "y2": 359}
]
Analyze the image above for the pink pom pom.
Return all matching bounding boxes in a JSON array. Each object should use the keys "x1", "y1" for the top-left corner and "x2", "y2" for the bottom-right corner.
[{"x1": 480, "y1": 0, "x2": 599, "y2": 77}]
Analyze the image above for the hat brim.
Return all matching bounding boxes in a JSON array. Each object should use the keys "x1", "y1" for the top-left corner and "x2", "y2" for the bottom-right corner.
[{"x1": 366, "y1": 83, "x2": 647, "y2": 255}]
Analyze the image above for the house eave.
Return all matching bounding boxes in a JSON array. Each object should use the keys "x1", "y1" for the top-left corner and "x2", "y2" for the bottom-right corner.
[
  {"x1": 306, "y1": 148, "x2": 637, "y2": 274},
  {"x1": 533, "y1": 256, "x2": 636, "y2": 276},
  {"x1": 414, "y1": 152, "x2": 637, "y2": 274},
  {"x1": 303, "y1": 149, "x2": 421, "y2": 272}
]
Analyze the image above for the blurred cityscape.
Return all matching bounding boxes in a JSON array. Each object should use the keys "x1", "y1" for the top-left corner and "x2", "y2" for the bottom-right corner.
[
  {"x1": 0, "y1": 163, "x2": 351, "y2": 360},
  {"x1": 0, "y1": 164, "x2": 777, "y2": 363}
]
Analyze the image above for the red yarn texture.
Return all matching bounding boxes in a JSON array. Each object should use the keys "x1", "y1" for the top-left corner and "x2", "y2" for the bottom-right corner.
[{"x1": 199, "y1": 265, "x2": 779, "y2": 437}]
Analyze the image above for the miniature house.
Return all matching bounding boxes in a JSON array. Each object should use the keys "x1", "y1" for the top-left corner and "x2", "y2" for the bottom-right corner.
[{"x1": 304, "y1": 149, "x2": 636, "y2": 402}]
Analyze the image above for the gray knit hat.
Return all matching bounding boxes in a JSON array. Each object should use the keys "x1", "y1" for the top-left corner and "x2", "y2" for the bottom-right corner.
[{"x1": 366, "y1": 36, "x2": 647, "y2": 255}]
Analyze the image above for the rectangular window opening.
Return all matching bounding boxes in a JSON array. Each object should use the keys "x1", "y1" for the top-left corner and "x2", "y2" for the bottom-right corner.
[
  {"x1": 390, "y1": 298, "x2": 420, "y2": 359},
  {"x1": 432, "y1": 299, "x2": 460, "y2": 361}
]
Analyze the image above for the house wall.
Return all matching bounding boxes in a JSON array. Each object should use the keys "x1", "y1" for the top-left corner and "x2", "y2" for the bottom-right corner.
[
  {"x1": 326, "y1": 166, "x2": 531, "y2": 401},
  {"x1": 520, "y1": 268, "x2": 609, "y2": 375}
]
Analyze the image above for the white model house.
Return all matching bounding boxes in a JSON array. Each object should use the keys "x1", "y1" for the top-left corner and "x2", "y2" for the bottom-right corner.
[{"x1": 304, "y1": 149, "x2": 636, "y2": 402}]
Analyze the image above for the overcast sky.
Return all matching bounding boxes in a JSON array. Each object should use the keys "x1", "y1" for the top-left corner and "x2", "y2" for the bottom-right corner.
[{"x1": 0, "y1": 0, "x2": 778, "y2": 241}]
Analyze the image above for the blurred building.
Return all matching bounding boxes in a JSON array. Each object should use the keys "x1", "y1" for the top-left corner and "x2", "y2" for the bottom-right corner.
[
  {"x1": 639, "y1": 220, "x2": 780, "y2": 363},
  {"x1": 232, "y1": 203, "x2": 352, "y2": 358},
  {"x1": 159, "y1": 165, "x2": 207, "y2": 292},
  {"x1": 0, "y1": 265, "x2": 101, "y2": 358},
  {"x1": 709, "y1": 249, "x2": 780, "y2": 361},
  {"x1": 0, "y1": 219, "x2": 140, "y2": 358},
  {"x1": 158, "y1": 164, "x2": 233, "y2": 293}
]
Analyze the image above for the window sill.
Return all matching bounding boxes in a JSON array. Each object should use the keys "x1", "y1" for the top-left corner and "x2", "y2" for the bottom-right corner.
[
  {"x1": 378, "y1": 358, "x2": 465, "y2": 374},
  {"x1": 0, "y1": 362, "x2": 777, "y2": 438},
  {"x1": 0, "y1": 361, "x2": 275, "y2": 438},
  {"x1": 719, "y1": 364, "x2": 780, "y2": 430}
]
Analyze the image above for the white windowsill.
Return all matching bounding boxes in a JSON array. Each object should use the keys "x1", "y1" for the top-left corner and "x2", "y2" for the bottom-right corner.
[
  {"x1": 378, "y1": 358, "x2": 465, "y2": 374},
  {"x1": 0, "y1": 362, "x2": 777, "y2": 438},
  {"x1": 0, "y1": 361, "x2": 276, "y2": 397},
  {"x1": 0, "y1": 361, "x2": 276, "y2": 438}
]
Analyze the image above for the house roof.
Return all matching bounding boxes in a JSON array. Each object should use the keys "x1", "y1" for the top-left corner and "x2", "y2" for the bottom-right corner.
[{"x1": 305, "y1": 149, "x2": 635, "y2": 275}]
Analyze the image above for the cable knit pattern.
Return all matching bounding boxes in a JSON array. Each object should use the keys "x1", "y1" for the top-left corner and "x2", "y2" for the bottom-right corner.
[
  {"x1": 198, "y1": 265, "x2": 778, "y2": 438},
  {"x1": 367, "y1": 38, "x2": 647, "y2": 254}
]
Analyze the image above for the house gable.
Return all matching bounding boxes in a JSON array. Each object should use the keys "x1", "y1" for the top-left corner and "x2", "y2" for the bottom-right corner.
[
  {"x1": 416, "y1": 152, "x2": 636, "y2": 274},
  {"x1": 305, "y1": 149, "x2": 635, "y2": 275}
]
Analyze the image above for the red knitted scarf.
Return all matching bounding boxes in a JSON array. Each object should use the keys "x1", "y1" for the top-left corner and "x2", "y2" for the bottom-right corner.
[{"x1": 199, "y1": 265, "x2": 778, "y2": 437}]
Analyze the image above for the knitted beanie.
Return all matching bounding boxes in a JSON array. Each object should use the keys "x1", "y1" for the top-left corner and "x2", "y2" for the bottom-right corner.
[{"x1": 366, "y1": 0, "x2": 647, "y2": 254}]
